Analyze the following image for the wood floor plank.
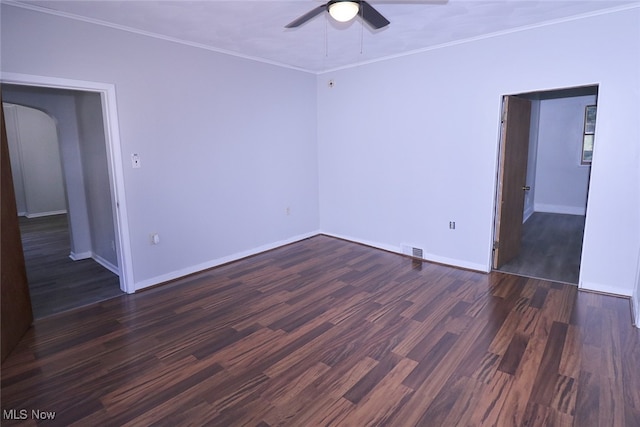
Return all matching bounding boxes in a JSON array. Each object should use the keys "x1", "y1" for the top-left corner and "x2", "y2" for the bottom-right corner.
[
  {"x1": 541, "y1": 286, "x2": 577, "y2": 324},
  {"x1": 286, "y1": 395, "x2": 354, "y2": 427},
  {"x1": 265, "y1": 361, "x2": 330, "y2": 406},
  {"x1": 489, "y1": 309, "x2": 523, "y2": 356},
  {"x1": 467, "y1": 370, "x2": 514, "y2": 426},
  {"x1": 1, "y1": 235, "x2": 638, "y2": 426},
  {"x1": 402, "y1": 332, "x2": 459, "y2": 389},
  {"x1": 435, "y1": 375, "x2": 487, "y2": 426},
  {"x1": 470, "y1": 351, "x2": 501, "y2": 384},
  {"x1": 343, "y1": 351, "x2": 402, "y2": 404},
  {"x1": 491, "y1": 313, "x2": 554, "y2": 426},
  {"x1": 338, "y1": 357, "x2": 415, "y2": 426},
  {"x1": 18, "y1": 214, "x2": 122, "y2": 319},
  {"x1": 313, "y1": 354, "x2": 380, "y2": 400},
  {"x1": 529, "y1": 321, "x2": 568, "y2": 406},
  {"x1": 497, "y1": 332, "x2": 530, "y2": 375},
  {"x1": 559, "y1": 323, "x2": 581, "y2": 379},
  {"x1": 574, "y1": 370, "x2": 600, "y2": 426}
]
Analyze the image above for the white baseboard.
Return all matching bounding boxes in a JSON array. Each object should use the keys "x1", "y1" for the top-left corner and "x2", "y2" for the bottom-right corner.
[
  {"x1": 422, "y1": 252, "x2": 490, "y2": 273},
  {"x1": 534, "y1": 204, "x2": 586, "y2": 216},
  {"x1": 25, "y1": 210, "x2": 67, "y2": 218},
  {"x1": 523, "y1": 206, "x2": 534, "y2": 223},
  {"x1": 320, "y1": 231, "x2": 490, "y2": 273},
  {"x1": 93, "y1": 254, "x2": 119, "y2": 275},
  {"x1": 69, "y1": 251, "x2": 92, "y2": 261},
  {"x1": 133, "y1": 231, "x2": 320, "y2": 292},
  {"x1": 70, "y1": 251, "x2": 119, "y2": 275},
  {"x1": 579, "y1": 280, "x2": 632, "y2": 297}
]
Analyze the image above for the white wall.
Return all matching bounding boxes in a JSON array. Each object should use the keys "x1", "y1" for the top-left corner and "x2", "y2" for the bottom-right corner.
[
  {"x1": 3, "y1": 4, "x2": 638, "y2": 297},
  {"x1": 318, "y1": 7, "x2": 640, "y2": 295},
  {"x1": 578, "y1": 8, "x2": 640, "y2": 296},
  {"x1": 534, "y1": 95, "x2": 595, "y2": 215},
  {"x1": 76, "y1": 92, "x2": 118, "y2": 271},
  {"x1": 1, "y1": 3, "x2": 319, "y2": 289},
  {"x1": 3, "y1": 103, "x2": 67, "y2": 217}
]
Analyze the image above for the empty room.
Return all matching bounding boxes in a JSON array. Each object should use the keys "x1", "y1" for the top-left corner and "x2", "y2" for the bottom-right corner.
[{"x1": 1, "y1": 1, "x2": 639, "y2": 425}]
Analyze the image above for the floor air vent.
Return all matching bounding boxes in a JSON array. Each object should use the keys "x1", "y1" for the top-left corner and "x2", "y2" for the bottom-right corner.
[{"x1": 401, "y1": 244, "x2": 424, "y2": 259}]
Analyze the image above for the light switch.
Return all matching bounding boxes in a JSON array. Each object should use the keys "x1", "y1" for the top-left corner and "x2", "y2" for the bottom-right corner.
[{"x1": 131, "y1": 153, "x2": 141, "y2": 168}]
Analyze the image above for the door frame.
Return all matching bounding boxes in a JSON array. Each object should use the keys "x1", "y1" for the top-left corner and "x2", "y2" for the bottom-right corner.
[
  {"x1": 490, "y1": 85, "x2": 598, "y2": 286},
  {"x1": 1, "y1": 72, "x2": 134, "y2": 294}
]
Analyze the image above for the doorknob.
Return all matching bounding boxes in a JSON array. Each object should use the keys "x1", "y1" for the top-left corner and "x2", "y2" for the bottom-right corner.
[{"x1": 522, "y1": 186, "x2": 531, "y2": 191}]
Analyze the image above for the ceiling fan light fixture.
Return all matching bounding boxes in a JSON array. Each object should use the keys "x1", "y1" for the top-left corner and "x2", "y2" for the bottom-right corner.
[{"x1": 328, "y1": 1, "x2": 360, "y2": 23}]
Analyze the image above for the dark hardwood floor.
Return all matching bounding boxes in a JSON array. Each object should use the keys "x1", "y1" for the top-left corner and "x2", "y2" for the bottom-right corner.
[
  {"x1": 498, "y1": 212, "x2": 585, "y2": 284},
  {"x1": 1, "y1": 235, "x2": 638, "y2": 426},
  {"x1": 19, "y1": 214, "x2": 123, "y2": 319}
]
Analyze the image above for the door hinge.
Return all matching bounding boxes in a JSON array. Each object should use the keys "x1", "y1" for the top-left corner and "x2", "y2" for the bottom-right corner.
[
  {"x1": 493, "y1": 241, "x2": 499, "y2": 250},
  {"x1": 501, "y1": 98, "x2": 508, "y2": 123}
]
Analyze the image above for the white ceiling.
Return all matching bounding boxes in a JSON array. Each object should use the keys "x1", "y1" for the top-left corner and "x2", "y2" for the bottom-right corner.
[{"x1": 9, "y1": 0, "x2": 638, "y2": 73}]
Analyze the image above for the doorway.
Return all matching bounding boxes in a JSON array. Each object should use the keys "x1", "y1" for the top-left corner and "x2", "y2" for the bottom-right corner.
[
  {"x1": 493, "y1": 85, "x2": 598, "y2": 285},
  {"x1": 3, "y1": 98, "x2": 122, "y2": 319},
  {"x1": 1, "y1": 74, "x2": 133, "y2": 317},
  {"x1": 3, "y1": 95, "x2": 124, "y2": 318}
]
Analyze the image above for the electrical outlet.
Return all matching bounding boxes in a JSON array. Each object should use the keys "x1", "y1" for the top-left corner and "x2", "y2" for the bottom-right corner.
[
  {"x1": 151, "y1": 233, "x2": 160, "y2": 245},
  {"x1": 449, "y1": 221, "x2": 456, "y2": 230}
]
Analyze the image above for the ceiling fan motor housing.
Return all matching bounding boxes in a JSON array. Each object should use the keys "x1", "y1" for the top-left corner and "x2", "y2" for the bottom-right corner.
[{"x1": 286, "y1": 0, "x2": 390, "y2": 29}]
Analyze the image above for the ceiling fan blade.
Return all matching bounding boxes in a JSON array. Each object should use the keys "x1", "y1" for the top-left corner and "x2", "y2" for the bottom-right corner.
[
  {"x1": 285, "y1": 4, "x2": 327, "y2": 28},
  {"x1": 360, "y1": 1, "x2": 390, "y2": 29}
]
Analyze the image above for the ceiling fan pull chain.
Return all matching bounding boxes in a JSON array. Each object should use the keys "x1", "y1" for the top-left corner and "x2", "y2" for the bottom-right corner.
[
  {"x1": 325, "y1": 17, "x2": 329, "y2": 58},
  {"x1": 360, "y1": 7, "x2": 364, "y2": 54}
]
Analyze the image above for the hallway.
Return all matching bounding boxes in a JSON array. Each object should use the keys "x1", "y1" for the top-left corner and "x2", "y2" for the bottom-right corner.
[
  {"x1": 20, "y1": 214, "x2": 122, "y2": 318},
  {"x1": 497, "y1": 212, "x2": 585, "y2": 284}
]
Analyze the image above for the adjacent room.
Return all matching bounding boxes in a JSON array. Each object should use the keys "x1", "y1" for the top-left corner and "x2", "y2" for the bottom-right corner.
[
  {"x1": 1, "y1": 1, "x2": 639, "y2": 425},
  {"x1": 3, "y1": 86, "x2": 124, "y2": 318},
  {"x1": 495, "y1": 86, "x2": 598, "y2": 285}
]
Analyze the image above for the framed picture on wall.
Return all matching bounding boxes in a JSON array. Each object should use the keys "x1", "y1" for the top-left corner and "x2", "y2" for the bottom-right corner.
[
  {"x1": 582, "y1": 135, "x2": 594, "y2": 164},
  {"x1": 584, "y1": 105, "x2": 597, "y2": 134},
  {"x1": 582, "y1": 105, "x2": 596, "y2": 164}
]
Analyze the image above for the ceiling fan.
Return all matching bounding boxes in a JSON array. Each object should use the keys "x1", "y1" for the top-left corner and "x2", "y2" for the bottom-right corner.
[{"x1": 285, "y1": 0, "x2": 390, "y2": 30}]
